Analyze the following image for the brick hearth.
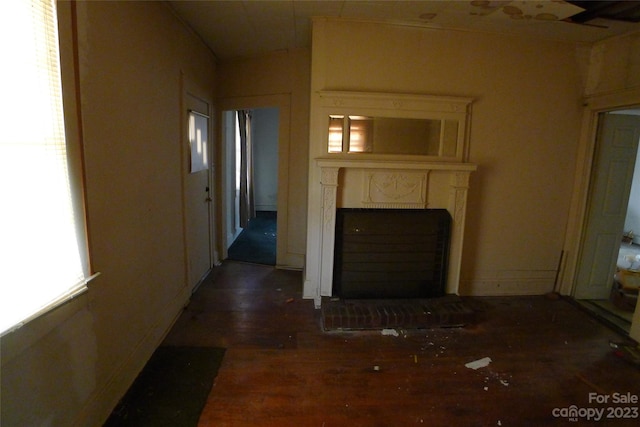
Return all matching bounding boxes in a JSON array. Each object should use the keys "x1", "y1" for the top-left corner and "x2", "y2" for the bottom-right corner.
[{"x1": 321, "y1": 295, "x2": 479, "y2": 331}]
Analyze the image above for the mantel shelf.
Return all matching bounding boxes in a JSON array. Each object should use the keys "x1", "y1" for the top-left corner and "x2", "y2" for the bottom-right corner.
[{"x1": 315, "y1": 156, "x2": 478, "y2": 172}]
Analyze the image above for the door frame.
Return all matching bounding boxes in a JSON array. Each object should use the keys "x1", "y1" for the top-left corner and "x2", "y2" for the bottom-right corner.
[
  {"x1": 217, "y1": 94, "x2": 291, "y2": 266},
  {"x1": 560, "y1": 87, "x2": 640, "y2": 340}
]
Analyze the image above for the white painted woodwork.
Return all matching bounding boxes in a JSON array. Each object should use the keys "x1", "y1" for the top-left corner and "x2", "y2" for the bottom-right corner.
[{"x1": 304, "y1": 91, "x2": 476, "y2": 306}]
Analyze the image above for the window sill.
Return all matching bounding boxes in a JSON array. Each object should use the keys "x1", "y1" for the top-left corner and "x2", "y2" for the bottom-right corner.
[{"x1": 0, "y1": 272, "x2": 100, "y2": 338}]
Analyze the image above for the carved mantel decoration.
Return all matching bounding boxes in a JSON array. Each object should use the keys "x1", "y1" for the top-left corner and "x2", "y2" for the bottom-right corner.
[
  {"x1": 304, "y1": 91, "x2": 477, "y2": 307},
  {"x1": 364, "y1": 170, "x2": 427, "y2": 208}
]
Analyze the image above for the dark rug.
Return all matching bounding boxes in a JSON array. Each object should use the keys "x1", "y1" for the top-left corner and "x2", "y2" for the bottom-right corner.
[
  {"x1": 227, "y1": 211, "x2": 276, "y2": 265},
  {"x1": 321, "y1": 295, "x2": 480, "y2": 331},
  {"x1": 104, "y1": 346, "x2": 225, "y2": 427}
]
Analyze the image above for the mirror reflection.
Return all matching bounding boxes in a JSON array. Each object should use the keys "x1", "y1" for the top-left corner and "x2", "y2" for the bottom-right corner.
[{"x1": 328, "y1": 115, "x2": 458, "y2": 157}]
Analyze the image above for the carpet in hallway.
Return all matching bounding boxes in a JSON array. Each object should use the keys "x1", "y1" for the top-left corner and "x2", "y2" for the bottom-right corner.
[{"x1": 227, "y1": 211, "x2": 276, "y2": 265}]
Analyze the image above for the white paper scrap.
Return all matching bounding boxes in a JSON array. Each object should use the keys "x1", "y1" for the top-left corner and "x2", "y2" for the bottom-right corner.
[
  {"x1": 381, "y1": 328, "x2": 399, "y2": 337},
  {"x1": 465, "y1": 357, "x2": 492, "y2": 370}
]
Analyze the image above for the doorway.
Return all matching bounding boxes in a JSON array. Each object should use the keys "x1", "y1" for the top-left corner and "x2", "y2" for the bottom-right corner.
[
  {"x1": 574, "y1": 109, "x2": 640, "y2": 333},
  {"x1": 223, "y1": 107, "x2": 279, "y2": 265}
]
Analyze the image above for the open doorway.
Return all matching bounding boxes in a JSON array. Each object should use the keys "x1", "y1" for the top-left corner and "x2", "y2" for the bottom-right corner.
[
  {"x1": 574, "y1": 108, "x2": 640, "y2": 333},
  {"x1": 223, "y1": 107, "x2": 279, "y2": 265}
]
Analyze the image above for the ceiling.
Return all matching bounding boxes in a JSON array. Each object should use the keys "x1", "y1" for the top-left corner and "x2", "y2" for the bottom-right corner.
[{"x1": 168, "y1": 1, "x2": 640, "y2": 61}]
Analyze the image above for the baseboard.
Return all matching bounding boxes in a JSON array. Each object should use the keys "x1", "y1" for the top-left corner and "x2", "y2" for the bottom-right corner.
[
  {"x1": 460, "y1": 271, "x2": 556, "y2": 296},
  {"x1": 72, "y1": 284, "x2": 191, "y2": 427}
]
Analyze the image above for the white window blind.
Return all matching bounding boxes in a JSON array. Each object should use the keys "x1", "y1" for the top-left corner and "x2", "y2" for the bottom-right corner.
[{"x1": 0, "y1": 0, "x2": 89, "y2": 335}]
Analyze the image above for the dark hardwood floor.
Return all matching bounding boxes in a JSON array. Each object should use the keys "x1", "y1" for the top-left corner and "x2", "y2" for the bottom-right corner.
[{"x1": 162, "y1": 261, "x2": 640, "y2": 426}]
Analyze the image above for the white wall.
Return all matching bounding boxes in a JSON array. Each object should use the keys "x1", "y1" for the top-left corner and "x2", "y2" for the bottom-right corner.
[{"x1": 252, "y1": 107, "x2": 279, "y2": 211}]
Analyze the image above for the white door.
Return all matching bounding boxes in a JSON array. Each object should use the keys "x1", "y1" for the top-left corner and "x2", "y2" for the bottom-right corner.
[
  {"x1": 185, "y1": 93, "x2": 213, "y2": 291},
  {"x1": 575, "y1": 113, "x2": 640, "y2": 299}
]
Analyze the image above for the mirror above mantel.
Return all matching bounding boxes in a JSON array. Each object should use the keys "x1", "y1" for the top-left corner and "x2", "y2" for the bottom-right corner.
[{"x1": 320, "y1": 91, "x2": 473, "y2": 162}]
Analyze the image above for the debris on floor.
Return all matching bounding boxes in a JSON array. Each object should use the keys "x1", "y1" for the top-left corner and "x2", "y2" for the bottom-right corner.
[
  {"x1": 465, "y1": 356, "x2": 492, "y2": 370},
  {"x1": 381, "y1": 328, "x2": 399, "y2": 337},
  {"x1": 610, "y1": 341, "x2": 640, "y2": 366}
]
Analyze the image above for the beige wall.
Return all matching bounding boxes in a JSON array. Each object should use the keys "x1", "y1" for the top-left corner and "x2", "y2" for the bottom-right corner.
[
  {"x1": 216, "y1": 49, "x2": 311, "y2": 268},
  {"x1": 1, "y1": 2, "x2": 216, "y2": 426},
  {"x1": 309, "y1": 18, "x2": 585, "y2": 296},
  {"x1": 584, "y1": 32, "x2": 640, "y2": 97}
]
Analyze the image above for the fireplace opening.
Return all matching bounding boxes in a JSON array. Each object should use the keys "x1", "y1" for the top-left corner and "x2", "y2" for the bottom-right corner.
[{"x1": 333, "y1": 208, "x2": 451, "y2": 299}]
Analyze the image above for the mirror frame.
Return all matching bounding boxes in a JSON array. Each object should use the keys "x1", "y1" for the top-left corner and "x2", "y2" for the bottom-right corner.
[{"x1": 318, "y1": 91, "x2": 473, "y2": 162}]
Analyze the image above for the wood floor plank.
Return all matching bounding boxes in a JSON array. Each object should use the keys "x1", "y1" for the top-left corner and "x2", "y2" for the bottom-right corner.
[{"x1": 162, "y1": 261, "x2": 640, "y2": 426}]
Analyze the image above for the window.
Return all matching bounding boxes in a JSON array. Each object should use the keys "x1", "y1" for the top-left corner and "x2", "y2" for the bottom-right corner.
[
  {"x1": 0, "y1": 0, "x2": 90, "y2": 335},
  {"x1": 188, "y1": 110, "x2": 209, "y2": 173}
]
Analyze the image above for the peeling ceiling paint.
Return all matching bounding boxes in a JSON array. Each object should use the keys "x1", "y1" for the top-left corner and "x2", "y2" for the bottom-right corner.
[{"x1": 168, "y1": 1, "x2": 640, "y2": 60}]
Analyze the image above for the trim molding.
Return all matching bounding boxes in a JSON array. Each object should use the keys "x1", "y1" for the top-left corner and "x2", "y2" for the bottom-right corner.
[{"x1": 460, "y1": 272, "x2": 556, "y2": 296}]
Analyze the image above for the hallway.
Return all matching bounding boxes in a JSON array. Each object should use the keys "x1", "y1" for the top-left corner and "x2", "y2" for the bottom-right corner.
[
  {"x1": 153, "y1": 262, "x2": 638, "y2": 425},
  {"x1": 227, "y1": 211, "x2": 277, "y2": 266}
]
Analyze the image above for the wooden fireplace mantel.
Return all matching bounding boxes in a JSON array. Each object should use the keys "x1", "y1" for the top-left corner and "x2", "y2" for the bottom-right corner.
[
  {"x1": 303, "y1": 91, "x2": 476, "y2": 308},
  {"x1": 306, "y1": 156, "x2": 477, "y2": 306}
]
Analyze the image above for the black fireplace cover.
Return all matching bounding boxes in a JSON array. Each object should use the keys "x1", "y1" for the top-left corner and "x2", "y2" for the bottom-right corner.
[{"x1": 333, "y1": 208, "x2": 451, "y2": 299}]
